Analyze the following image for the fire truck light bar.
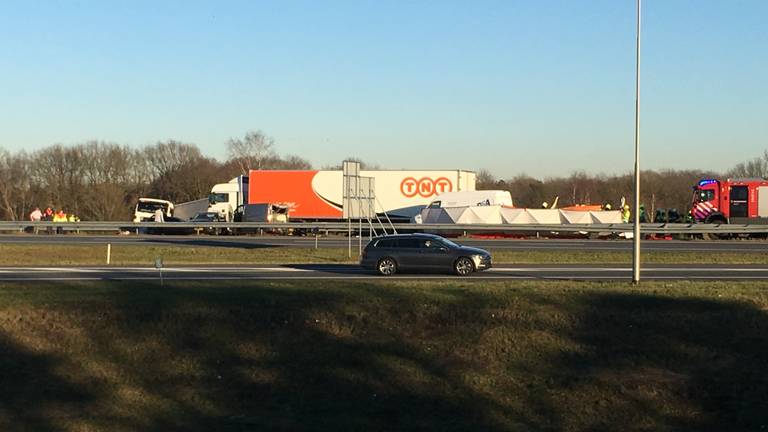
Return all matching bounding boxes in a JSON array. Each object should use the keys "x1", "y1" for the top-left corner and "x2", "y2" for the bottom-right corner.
[{"x1": 698, "y1": 179, "x2": 717, "y2": 186}]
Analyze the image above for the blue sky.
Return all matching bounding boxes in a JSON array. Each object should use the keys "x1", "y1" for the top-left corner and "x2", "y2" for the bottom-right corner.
[{"x1": 1, "y1": 1, "x2": 766, "y2": 178}]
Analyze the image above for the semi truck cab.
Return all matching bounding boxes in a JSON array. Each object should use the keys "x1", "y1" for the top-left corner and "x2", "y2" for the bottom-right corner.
[{"x1": 207, "y1": 175, "x2": 249, "y2": 222}]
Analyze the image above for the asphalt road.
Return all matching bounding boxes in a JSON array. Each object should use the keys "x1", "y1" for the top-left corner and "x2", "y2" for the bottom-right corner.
[
  {"x1": 1, "y1": 234, "x2": 768, "y2": 253},
  {"x1": 2, "y1": 264, "x2": 768, "y2": 281}
]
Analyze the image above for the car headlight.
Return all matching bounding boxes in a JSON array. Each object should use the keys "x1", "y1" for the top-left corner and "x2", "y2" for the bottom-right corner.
[{"x1": 471, "y1": 254, "x2": 488, "y2": 266}]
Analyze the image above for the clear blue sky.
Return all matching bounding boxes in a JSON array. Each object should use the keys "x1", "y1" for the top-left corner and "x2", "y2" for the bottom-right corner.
[{"x1": 1, "y1": 1, "x2": 766, "y2": 178}]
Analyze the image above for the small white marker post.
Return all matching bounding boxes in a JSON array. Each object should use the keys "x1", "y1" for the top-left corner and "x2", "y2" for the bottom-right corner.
[
  {"x1": 155, "y1": 257, "x2": 164, "y2": 287},
  {"x1": 106, "y1": 243, "x2": 111, "y2": 265}
]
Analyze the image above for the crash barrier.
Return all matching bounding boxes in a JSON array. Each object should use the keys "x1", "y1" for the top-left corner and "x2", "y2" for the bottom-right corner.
[{"x1": 1, "y1": 221, "x2": 767, "y2": 235}]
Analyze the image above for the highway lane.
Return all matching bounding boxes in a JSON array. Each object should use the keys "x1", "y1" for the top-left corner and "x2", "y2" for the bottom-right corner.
[
  {"x1": 2, "y1": 264, "x2": 768, "y2": 281},
  {"x1": 1, "y1": 234, "x2": 768, "y2": 252}
]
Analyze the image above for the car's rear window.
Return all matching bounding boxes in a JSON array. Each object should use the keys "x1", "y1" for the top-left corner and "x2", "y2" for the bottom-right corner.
[
  {"x1": 375, "y1": 238, "x2": 396, "y2": 248},
  {"x1": 375, "y1": 237, "x2": 428, "y2": 248}
]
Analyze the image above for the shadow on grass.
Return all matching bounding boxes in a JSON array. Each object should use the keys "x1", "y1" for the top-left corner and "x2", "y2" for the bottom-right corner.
[
  {"x1": 0, "y1": 334, "x2": 98, "y2": 431},
  {"x1": 83, "y1": 283, "x2": 513, "y2": 431},
  {"x1": 149, "y1": 238, "x2": 281, "y2": 249},
  {"x1": 1, "y1": 281, "x2": 767, "y2": 430},
  {"x1": 541, "y1": 292, "x2": 768, "y2": 431}
]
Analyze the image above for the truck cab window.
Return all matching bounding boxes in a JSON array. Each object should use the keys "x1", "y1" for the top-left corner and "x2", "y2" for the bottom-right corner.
[
  {"x1": 693, "y1": 190, "x2": 714, "y2": 203},
  {"x1": 137, "y1": 202, "x2": 167, "y2": 213},
  {"x1": 208, "y1": 193, "x2": 228, "y2": 204}
]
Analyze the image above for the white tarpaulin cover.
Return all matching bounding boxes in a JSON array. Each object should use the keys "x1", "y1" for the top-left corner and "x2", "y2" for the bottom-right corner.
[
  {"x1": 560, "y1": 210, "x2": 592, "y2": 224},
  {"x1": 420, "y1": 205, "x2": 622, "y2": 225}
]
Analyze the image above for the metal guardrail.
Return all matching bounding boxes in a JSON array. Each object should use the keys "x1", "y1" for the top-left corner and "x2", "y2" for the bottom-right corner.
[{"x1": 0, "y1": 221, "x2": 767, "y2": 234}]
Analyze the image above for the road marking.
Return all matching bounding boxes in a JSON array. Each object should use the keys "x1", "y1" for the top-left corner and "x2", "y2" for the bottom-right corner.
[
  {"x1": 3, "y1": 275, "x2": 768, "y2": 282},
  {"x1": 0, "y1": 277, "x2": 104, "y2": 281},
  {"x1": 0, "y1": 266, "x2": 318, "y2": 273},
  {"x1": 489, "y1": 267, "x2": 768, "y2": 272},
  {"x1": 489, "y1": 267, "x2": 627, "y2": 272},
  {"x1": 3, "y1": 266, "x2": 768, "y2": 274}
]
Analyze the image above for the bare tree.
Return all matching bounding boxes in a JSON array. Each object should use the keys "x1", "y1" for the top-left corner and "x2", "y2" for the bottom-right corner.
[
  {"x1": 226, "y1": 131, "x2": 275, "y2": 174},
  {"x1": 0, "y1": 149, "x2": 33, "y2": 220},
  {"x1": 79, "y1": 141, "x2": 138, "y2": 220},
  {"x1": 728, "y1": 150, "x2": 768, "y2": 178},
  {"x1": 476, "y1": 169, "x2": 497, "y2": 189},
  {"x1": 262, "y1": 154, "x2": 312, "y2": 170},
  {"x1": 147, "y1": 156, "x2": 223, "y2": 203},
  {"x1": 29, "y1": 144, "x2": 88, "y2": 213},
  {"x1": 143, "y1": 140, "x2": 204, "y2": 181}
]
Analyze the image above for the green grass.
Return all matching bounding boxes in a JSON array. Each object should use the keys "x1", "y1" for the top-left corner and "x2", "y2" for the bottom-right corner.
[
  {"x1": 1, "y1": 279, "x2": 768, "y2": 431},
  {"x1": 1, "y1": 243, "x2": 768, "y2": 265}
]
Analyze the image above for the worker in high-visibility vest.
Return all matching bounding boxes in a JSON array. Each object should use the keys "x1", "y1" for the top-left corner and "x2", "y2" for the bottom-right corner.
[
  {"x1": 53, "y1": 210, "x2": 66, "y2": 234},
  {"x1": 622, "y1": 205, "x2": 631, "y2": 223}
]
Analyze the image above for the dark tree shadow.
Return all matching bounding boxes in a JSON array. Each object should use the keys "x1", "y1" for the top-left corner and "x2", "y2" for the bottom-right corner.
[
  {"x1": 0, "y1": 334, "x2": 99, "y2": 431},
  {"x1": 531, "y1": 292, "x2": 768, "y2": 431},
  {"x1": 65, "y1": 282, "x2": 518, "y2": 431},
  {"x1": 3, "y1": 281, "x2": 768, "y2": 431},
  {"x1": 149, "y1": 238, "x2": 279, "y2": 249}
]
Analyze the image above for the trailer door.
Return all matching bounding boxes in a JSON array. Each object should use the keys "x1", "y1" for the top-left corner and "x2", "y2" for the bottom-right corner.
[{"x1": 730, "y1": 185, "x2": 748, "y2": 218}]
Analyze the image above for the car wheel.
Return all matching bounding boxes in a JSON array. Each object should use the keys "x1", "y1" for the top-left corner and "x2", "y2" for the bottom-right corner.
[
  {"x1": 454, "y1": 257, "x2": 474, "y2": 276},
  {"x1": 377, "y1": 257, "x2": 397, "y2": 276}
]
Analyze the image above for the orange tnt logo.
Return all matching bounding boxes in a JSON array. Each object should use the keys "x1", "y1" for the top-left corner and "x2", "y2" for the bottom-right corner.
[{"x1": 400, "y1": 177, "x2": 453, "y2": 198}]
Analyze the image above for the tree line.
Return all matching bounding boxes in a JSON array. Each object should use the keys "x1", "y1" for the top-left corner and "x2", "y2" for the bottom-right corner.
[
  {"x1": 476, "y1": 169, "x2": 718, "y2": 218},
  {"x1": 0, "y1": 132, "x2": 310, "y2": 221},
  {"x1": 0, "y1": 131, "x2": 764, "y2": 221},
  {"x1": 478, "y1": 150, "x2": 768, "y2": 218}
]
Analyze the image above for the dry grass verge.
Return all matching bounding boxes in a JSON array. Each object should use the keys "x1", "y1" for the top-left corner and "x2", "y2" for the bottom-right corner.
[
  {"x1": 1, "y1": 243, "x2": 767, "y2": 265},
  {"x1": 1, "y1": 279, "x2": 767, "y2": 431}
]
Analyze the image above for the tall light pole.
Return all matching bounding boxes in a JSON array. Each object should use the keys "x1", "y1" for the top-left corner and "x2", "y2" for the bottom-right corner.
[{"x1": 632, "y1": 0, "x2": 642, "y2": 283}]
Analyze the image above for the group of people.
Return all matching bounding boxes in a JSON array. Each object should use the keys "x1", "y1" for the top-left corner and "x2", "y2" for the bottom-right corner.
[
  {"x1": 29, "y1": 207, "x2": 80, "y2": 223},
  {"x1": 602, "y1": 203, "x2": 632, "y2": 223}
]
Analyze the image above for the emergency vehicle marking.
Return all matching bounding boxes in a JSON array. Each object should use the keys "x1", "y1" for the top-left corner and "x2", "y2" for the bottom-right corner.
[
  {"x1": 400, "y1": 177, "x2": 453, "y2": 198},
  {"x1": 693, "y1": 201, "x2": 716, "y2": 220}
]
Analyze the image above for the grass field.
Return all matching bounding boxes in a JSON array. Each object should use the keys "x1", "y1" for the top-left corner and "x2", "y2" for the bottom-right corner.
[
  {"x1": 1, "y1": 242, "x2": 768, "y2": 266},
  {"x1": 2, "y1": 279, "x2": 768, "y2": 431}
]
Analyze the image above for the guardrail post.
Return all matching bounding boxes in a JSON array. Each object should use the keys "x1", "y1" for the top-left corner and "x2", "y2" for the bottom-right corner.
[{"x1": 107, "y1": 243, "x2": 111, "y2": 265}]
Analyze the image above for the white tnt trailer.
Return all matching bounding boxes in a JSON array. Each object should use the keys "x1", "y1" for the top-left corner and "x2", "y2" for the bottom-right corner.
[{"x1": 247, "y1": 169, "x2": 476, "y2": 220}]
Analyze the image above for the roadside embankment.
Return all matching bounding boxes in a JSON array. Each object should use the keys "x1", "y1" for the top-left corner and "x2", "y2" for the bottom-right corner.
[{"x1": 1, "y1": 279, "x2": 767, "y2": 430}]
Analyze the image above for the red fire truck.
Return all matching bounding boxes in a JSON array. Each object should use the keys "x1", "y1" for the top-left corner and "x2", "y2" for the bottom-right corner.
[{"x1": 692, "y1": 178, "x2": 768, "y2": 224}]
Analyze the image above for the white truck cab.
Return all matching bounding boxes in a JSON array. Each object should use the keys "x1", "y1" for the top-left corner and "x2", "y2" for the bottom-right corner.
[
  {"x1": 134, "y1": 198, "x2": 174, "y2": 222},
  {"x1": 208, "y1": 176, "x2": 249, "y2": 222}
]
